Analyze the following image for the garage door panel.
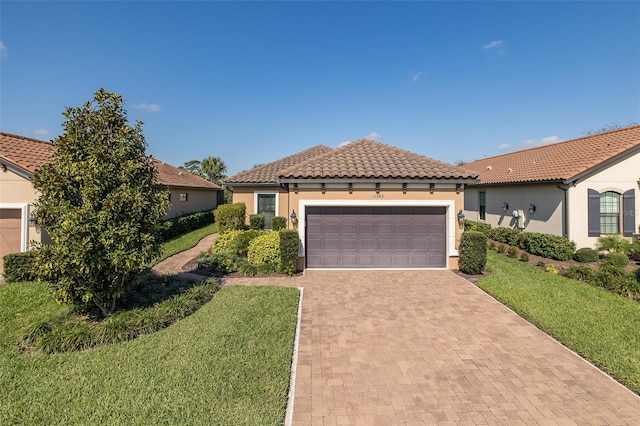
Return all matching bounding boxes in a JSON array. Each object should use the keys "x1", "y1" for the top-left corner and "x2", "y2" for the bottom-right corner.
[{"x1": 306, "y1": 206, "x2": 447, "y2": 268}]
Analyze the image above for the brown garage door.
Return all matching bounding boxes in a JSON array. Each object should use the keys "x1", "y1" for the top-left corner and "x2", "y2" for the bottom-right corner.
[
  {"x1": 306, "y1": 206, "x2": 446, "y2": 268},
  {"x1": 0, "y1": 209, "x2": 23, "y2": 273}
]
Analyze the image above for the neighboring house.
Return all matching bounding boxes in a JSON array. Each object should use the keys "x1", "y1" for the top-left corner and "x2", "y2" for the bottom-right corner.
[
  {"x1": 464, "y1": 125, "x2": 640, "y2": 249},
  {"x1": 0, "y1": 132, "x2": 221, "y2": 272},
  {"x1": 225, "y1": 139, "x2": 478, "y2": 270}
]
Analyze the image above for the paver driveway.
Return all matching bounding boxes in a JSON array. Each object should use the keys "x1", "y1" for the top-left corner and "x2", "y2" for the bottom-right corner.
[{"x1": 282, "y1": 270, "x2": 640, "y2": 425}]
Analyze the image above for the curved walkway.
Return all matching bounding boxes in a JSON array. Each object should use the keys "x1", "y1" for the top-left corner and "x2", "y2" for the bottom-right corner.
[{"x1": 151, "y1": 233, "x2": 218, "y2": 280}]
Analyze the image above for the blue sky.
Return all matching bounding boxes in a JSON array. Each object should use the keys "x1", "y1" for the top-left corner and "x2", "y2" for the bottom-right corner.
[{"x1": 1, "y1": 1, "x2": 639, "y2": 176}]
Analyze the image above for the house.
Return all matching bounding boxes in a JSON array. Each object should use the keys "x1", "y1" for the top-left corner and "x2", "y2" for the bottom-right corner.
[
  {"x1": 225, "y1": 139, "x2": 478, "y2": 270},
  {"x1": 0, "y1": 131, "x2": 222, "y2": 272},
  {"x1": 464, "y1": 125, "x2": 640, "y2": 249}
]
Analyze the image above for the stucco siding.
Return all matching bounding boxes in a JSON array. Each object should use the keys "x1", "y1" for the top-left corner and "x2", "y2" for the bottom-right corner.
[
  {"x1": 165, "y1": 188, "x2": 218, "y2": 218},
  {"x1": 568, "y1": 152, "x2": 640, "y2": 248},
  {"x1": 465, "y1": 184, "x2": 564, "y2": 235},
  {"x1": 0, "y1": 169, "x2": 49, "y2": 250}
]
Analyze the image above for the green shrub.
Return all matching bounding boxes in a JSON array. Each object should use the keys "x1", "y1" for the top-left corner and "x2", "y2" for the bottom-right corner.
[
  {"x1": 210, "y1": 229, "x2": 266, "y2": 257},
  {"x1": 249, "y1": 214, "x2": 265, "y2": 230},
  {"x1": 198, "y1": 253, "x2": 239, "y2": 274},
  {"x1": 214, "y1": 203, "x2": 246, "y2": 233},
  {"x1": 488, "y1": 227, "x2": 522, "y2": 246},
  {"x1": 19, "y1": 279, "x2": 220, "y2": 354},
  {"x1": 278, "y1": 230, "x2": 300, "y2": 275},
  {"x1": 507, "y1": 246, "x2": 518, "y2": 258},
  {"x1": 161, "y1": 209, "x2": 215, "y2": 241},
  {"x1": 596, "y1": 265, "x2": 637, "y2": 297},
  {"x1": 247, "y1": 232, "x2": 280, "y2": 274},
  {"x1": 2, "y1": 250, "x2": 39, "y2": 282},
  {"x1": 635, "y1": 267, "x2": 640, "y2": 284},
  {"x1": 573, "y1": 247, "x2": 599, "y2": 263},
  {"x1": 488, "y1": 241, "x2": 496, "y2": 251},
  {"x1": 545, "y1": 264, "x2": 558, "y2": 275},
  {"x1": 458, "y1": 231, "x2": 487, "y2": 275},
  {"x1": 271, "y1": 216, "x2": 287, "y2": 231},
  {"x1": 536, "y1": 261, "x2": 546, "y2": 268},
  {"x1": 602, "y1": 252, "x2": 629, "y2": 268},
  {"x1": 597, "y1": 235, "x2": 633, "y2": 254},
  {"x1": 496, "y1": 244, "x2": 506, "y2": 254},
  {"x1": 464, "y1": 220, "x2": 492, "y2": 235},
  {"x1": 519, "y1": 232, "x2": 576, "y2": 261},
  {"x1": 565, "y1": 265, "x2": 597, "y2": 283},
  {"x1": 519, "y1": 252, "x2": 529, "y2": 262},
  {"x1": 246, "y1": 230, "x2": 299, "y2": 275}
]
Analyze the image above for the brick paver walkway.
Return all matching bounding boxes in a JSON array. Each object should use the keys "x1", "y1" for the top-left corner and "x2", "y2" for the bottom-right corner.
[
  {"x1": 151, "y1": 233, "x2": 217, "y2": 280},
  {"x1": 283, "y1": 270, "x2": 640, "y2": 425}
]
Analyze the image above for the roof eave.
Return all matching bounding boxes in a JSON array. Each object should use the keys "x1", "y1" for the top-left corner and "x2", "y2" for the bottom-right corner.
[
  {"x1": 279, "y1": 177, "x2": 478, "y2": 184},
  {"x1": 0, "y1": 158, "x2": 34, "y2": 180}
]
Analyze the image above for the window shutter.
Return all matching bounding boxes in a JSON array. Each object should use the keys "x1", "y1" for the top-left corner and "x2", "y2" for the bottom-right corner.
[
  {"x1": 623, "y1": 189, "x2": 636, "y2": 237},
  {"x1": 588, "y1": 189, "x2": 600, "y2": 237}
]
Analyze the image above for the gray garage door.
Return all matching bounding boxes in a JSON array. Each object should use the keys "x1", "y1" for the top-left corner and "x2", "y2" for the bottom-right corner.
[{"x1": 306, "y1": 206, "x2": 446, "y2": 268}]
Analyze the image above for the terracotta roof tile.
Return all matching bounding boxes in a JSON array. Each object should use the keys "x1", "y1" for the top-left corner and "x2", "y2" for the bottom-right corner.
[
  {"x1": 225, "y1": 145, "x2": 334, "y2": 184},
  {"x1": 278, "y1": 139, "x2": 478, "y2": 180},
  {"x1": 0, "y1": 131, "x2": 219, "y2": 190},
  {"x1": 465, "y1": 125, "x2": 640, "y2": 185}
]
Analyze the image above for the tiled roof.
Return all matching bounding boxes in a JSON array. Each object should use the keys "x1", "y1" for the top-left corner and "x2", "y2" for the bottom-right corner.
[
  {"x1": 0, "y1": 132, "x2": 54, "y2": 172},
  {"x1": 225, "y1": 145, "x2": 334, "y2": 183},
  {"x1": 465, "y1": 125, "x2": 640, "y2": 185},
  {"x1": 0, "y1": 131, "x2": 220, "y2": 190},
  {"x1": 278, "y1": 139, "x2": 478, "y2": 180}
]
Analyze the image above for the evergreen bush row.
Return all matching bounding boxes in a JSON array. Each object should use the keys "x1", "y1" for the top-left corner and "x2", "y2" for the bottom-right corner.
[{"x1": 160, "y1": 209, "x2": 215, "y2": 241}]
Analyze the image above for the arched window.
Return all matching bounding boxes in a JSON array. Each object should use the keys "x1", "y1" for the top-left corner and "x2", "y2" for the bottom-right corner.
[{"x1": 600, "y1": 191, "x2": 620, "y2": 234}]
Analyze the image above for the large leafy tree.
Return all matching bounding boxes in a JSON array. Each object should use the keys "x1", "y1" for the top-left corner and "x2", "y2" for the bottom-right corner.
[{"x1": 32, "y1": 89, "x2": 169, "y2": 316}]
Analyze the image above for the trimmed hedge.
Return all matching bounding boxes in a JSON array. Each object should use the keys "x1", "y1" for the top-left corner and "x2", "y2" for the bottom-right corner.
[
  {"x1": 210, "y1": 229, "x2": 266, "y2": 257},
  {"x1": 247, "y1": 230, "x2": 299, "y2": 275},
  {"x1": 161, "y1": 209, "x2": 215, "y2": 241},
  {"x1": 3, "y1": 250, "x2": 39, "y2": 282},
  {"x1": 249, "y1": 214, "x2": 265, "y2": 230},
  {"x1": 518, "y1": 232, "x2": 576, "y2": 261},
  {"x1": 459, "y1": 231, "x2": 487, "y2": 275},
  {"x1": 573, "y1": 247, "x2": 599, "y2": 263},
  {"x1": 271, "y1": 216, "x2": 287, "y2": 231},
  {"x1": 214, "y1": 203, "x2": 246, "y2": 233},
  {"x1": 464, "y1": 219, "x2": 492, "y2": 235},
  {"x1": 565, "y1": 265, "x2": 597, "y2": 283}
]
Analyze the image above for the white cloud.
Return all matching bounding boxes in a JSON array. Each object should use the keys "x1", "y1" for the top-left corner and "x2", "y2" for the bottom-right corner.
[
  {"x1": 497, "y1": 143, "x2": 512, "y2": 150},
  {"x1": 133, "y1": 102, "x2": 160, "y2": 112},
  {"x1": 365, "y1": 132, "x2": 381, "y2": 140},
  {"x1": 338, "y1": 140, "x2": 352, "y2": 148},
  {"x1": 411, "y1": 71, "x2": 423, "y2": 82},
  {"x1": 483, "y1": 40, "x2": 503, "y2": 50},
  {"x1": 522, "y1": 135, "x2": 561, "y2": 147},
  {"x1": 33, "y1": 129, "x2": 50, "y2": 136},
  {"x1": 0, "y1": 40, "x2": 7, "y2": 59}
]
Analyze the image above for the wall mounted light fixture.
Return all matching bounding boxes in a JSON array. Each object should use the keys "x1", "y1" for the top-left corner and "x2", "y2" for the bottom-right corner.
[
  {"x1": 457, "y1": 209, "x2": 465, "y2": 229},
  {"x1": 502, "y1": 202, "x2": 509, "y2": 211},
  {"x1": 528, "y1": 204, "x2": 536, "y2": 214},
  {"x1": 290, "y1": 210, "x2": 298, "y2": 226},
  {"x1": 429, "y1": 183, "x2": 435, "y2": 194}
]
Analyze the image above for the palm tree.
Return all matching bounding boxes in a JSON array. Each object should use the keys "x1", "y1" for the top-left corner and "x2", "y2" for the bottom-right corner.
[{"x1": 200, "y1": 156, "x2": 227, "y2": 184}]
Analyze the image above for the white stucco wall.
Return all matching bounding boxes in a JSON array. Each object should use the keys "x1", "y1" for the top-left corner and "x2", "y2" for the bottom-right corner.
[
  {"x1": 464, "y1": 183, "x2": 564, "y2": 235},
  {"x1": 568, "y1": 152, "x2": 640, "y2": 249}
]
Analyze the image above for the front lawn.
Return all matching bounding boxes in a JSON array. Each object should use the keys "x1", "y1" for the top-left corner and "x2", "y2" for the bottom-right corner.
[
  {"x1": 0, "y1": 281, "x2": 299, "y2": 424},
  {"x1": 479, "y1": 251, "x2": 640, "y2": 394}
]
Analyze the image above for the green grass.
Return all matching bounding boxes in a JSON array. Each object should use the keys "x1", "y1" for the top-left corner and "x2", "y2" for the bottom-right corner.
[
  {"x1": 0, "y1": 281, "x2": 300, "y2": 425},
  {"x1": 158, "y1": 222, "x2": 218, "y2": 263},
  {"x1": 479, "y1": 251, "x2": 640, "y2": 394}
]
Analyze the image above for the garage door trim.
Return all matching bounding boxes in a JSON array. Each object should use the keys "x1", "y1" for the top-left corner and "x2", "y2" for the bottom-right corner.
[
  {"x1": 0, "y1": 203, "x2": 29, "y2": 252},
  {"x1": 298, "y1": 200, "x2": 458, "y2": 269}
]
